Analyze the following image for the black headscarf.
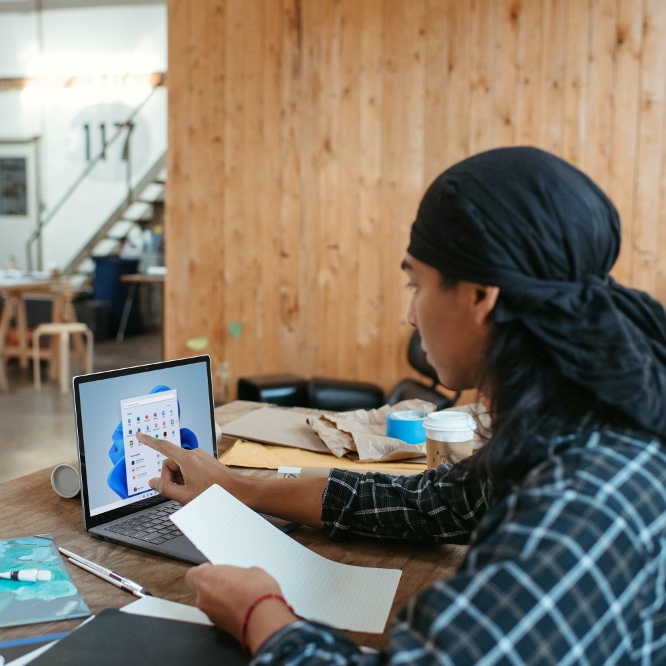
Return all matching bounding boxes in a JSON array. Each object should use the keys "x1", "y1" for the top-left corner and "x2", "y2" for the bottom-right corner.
[{"x1": 408, "y1": 146, "x2": 666, "y2": 438}]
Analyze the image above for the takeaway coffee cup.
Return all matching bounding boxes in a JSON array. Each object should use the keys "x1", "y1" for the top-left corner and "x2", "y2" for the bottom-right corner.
[
  {"x1": 51, "y1": 463, "x2": 81, "y2": 498},
  {"x1": 424, "y1": 411, "x2": 477, "y2": 468}
]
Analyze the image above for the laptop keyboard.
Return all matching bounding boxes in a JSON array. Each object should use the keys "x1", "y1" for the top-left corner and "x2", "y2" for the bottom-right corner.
[{"x1": 104, "y1": 502, "x2": 184, "y2": 545}]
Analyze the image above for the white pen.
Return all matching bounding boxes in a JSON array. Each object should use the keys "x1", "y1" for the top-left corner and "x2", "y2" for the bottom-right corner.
[
  {"x1": 66, "y1": 558, "x2": 146, "y2": 598},
  {"x1": 58, "y1": 547, "x2": 153, "y2": 597},
  {"x1": 0, "y1": 569, "x2": 52, "y2": 582}
]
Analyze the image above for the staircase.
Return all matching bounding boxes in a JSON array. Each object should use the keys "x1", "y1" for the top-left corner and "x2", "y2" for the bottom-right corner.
[
  {"x1": 63, "y1": 154, "x2": 166, "y2": 285},
  {"x1": 26, "y1": 80, "x2": 167, "y2": 289}
]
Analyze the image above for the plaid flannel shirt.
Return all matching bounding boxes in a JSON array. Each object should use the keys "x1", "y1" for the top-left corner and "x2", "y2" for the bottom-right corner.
[{"x1": 253, "y1": 425, "x2": 666, "y2": 665}]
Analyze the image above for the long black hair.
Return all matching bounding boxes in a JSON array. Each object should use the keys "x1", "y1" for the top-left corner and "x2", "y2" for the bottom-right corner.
[{"x1": 460, "y1": 315, "x2": 636, "y2": 502}]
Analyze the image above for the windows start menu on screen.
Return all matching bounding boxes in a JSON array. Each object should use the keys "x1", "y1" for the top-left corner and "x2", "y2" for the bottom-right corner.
[{"x1": 120, "y1": 390, "x2": 182, "y2": 497}]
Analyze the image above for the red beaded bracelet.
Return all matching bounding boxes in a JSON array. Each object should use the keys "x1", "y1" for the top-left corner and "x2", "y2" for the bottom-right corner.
[{"x1": 240, "y1": 593, "x2": 295, "y2": 657}]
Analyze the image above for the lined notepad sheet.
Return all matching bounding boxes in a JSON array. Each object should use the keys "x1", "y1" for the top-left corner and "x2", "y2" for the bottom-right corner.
[{"x1": 171, "y1": 485, "x2": 402, "y2": 633}]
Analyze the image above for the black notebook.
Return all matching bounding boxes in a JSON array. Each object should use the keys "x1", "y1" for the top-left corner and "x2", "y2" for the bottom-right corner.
[{"x1": 30, "y1": 608, "x2": 247, "y2": 665}]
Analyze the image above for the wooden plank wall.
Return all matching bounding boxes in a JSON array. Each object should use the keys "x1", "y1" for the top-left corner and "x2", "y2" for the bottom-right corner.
[{"x1": 166, "y1": 0, "x2": 666, "y2": 401}]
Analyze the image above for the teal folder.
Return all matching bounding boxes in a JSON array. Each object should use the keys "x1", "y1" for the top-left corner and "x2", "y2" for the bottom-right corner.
[{"x1": 0, "y1": 534, "x2": 90, "y2": 629}]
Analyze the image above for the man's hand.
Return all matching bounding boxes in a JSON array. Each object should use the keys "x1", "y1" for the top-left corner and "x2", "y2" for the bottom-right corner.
[
  {"x1": 136, "y1": 432, "x2": 239, "y2": 504},
  {"x1": 185, "y1": 564, "x2": 297, "y2": 653},
  {"x1": 137, "y1": 432, "x2": 327, "y2": 528}
]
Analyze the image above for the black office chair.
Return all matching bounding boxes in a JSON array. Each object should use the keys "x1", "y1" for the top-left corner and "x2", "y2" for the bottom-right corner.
[{"x1": 238, "y1": 330, "x2": 459, "y2": 411}]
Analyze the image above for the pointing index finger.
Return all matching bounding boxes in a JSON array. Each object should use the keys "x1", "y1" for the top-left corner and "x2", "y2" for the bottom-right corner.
[{"x1": 136, "y1": 432, "x2": 184, "y2": 459}]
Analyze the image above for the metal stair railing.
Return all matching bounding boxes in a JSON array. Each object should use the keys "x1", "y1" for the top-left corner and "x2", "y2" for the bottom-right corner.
[
  {"x1": 62, "y1": 152, "x2": 165, "y2": 276},
  {"x1": 25, "y1": 73, "x2": 166, "y2": 272}
]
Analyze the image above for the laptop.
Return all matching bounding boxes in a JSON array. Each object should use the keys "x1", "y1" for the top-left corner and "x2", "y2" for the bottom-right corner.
[{"x1": 73, "y1": 355, "x2": 296, "y2": 564}]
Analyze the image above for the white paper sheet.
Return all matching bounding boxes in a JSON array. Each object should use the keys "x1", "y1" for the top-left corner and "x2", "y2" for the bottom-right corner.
[
  {"x1": 171, "y1": 485, "x2": 402, "y2": 633},
  {"x1": 121, "y1": 596, "x2": 213, "y2": 626}
]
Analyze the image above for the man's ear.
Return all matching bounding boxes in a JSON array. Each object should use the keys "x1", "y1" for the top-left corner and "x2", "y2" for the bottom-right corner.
[{"x1": 472, "y1": 284, "x2": 500, "y2": 324}]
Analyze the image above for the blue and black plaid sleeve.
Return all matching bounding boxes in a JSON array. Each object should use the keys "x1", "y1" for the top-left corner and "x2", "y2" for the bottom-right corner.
[
  {"x1": 320, "y1": 463, "x2": 489, "y2": 544},
  {"x1": 253, "y1": 428, "x2": 666, "y2": 665}
]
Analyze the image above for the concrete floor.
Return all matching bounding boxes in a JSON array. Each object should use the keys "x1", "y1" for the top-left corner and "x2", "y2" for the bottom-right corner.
[{"x1": 0, "y1": 331, "x2": 162, "y2": 485}]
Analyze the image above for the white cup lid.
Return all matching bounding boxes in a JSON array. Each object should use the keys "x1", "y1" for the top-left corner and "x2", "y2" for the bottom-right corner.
[{"x1": 423, "y1": 411, "x2": 477, "y2": 433}]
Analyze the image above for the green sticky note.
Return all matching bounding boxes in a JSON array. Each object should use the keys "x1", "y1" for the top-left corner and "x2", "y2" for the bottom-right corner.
[{"x1": 228, "y1": 322, "x2": 242, "y2": 339}]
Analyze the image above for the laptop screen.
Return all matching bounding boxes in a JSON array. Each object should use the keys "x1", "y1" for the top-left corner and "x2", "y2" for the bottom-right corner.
[{"x1": 73, "y1": 355, "x2": 217, "y2": 529}]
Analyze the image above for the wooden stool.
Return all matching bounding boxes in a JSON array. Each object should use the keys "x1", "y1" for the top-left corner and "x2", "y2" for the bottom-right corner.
[{"x1": 33, "y1": 322, "x2": 93, "y2": 393}]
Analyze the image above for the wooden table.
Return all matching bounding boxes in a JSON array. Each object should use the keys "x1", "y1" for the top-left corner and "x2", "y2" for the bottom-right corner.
[
  {"x1": 0, "y1": 402, "x2": 467, "y2": 651},
  {"x1": 0, "y1": 277, "x2": 53, "y2": 389},
  {"x1": 0, "y1": 276, "x2": 82, "y2": 391}
]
